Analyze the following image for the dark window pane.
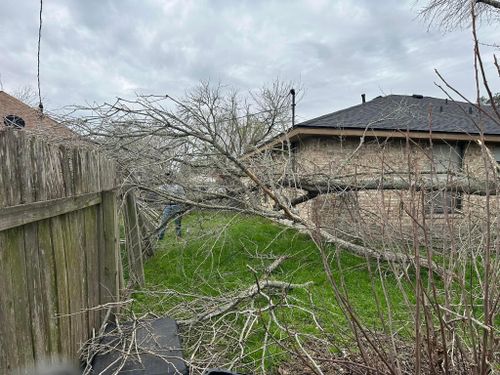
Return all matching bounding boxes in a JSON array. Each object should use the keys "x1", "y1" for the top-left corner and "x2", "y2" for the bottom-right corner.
[{"x1": 3, "y1": 115, "x2": 25, "y2": 128}]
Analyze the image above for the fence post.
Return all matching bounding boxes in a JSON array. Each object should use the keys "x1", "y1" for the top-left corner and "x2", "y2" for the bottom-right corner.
[
  {"x1": 124, "y1": 191, "x2": 145, "y2": 287},
  {"x1": 138, "y1": 210, "x2": 155, "y2": 259},
  {"x1": 99, "y1": 190, "x2": 121, "y2": 309}
]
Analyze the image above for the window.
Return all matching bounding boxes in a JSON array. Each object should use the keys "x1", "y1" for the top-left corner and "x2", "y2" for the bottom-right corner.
[
  {"x1": 425, "y1": 190, "x2": 462, "y2": 214},
  {"x1": 3, "y1": 115, "x2": 25, "y2": 128},
  {"x1": 425, "y1": 142, "x2": 463, "y2": 214},
  {"x1": 493, "y1": 145, "x2": 500, "y2": 164},
  {"x1": 430, "y1": 142, "x2": 463, "y2": 173}
]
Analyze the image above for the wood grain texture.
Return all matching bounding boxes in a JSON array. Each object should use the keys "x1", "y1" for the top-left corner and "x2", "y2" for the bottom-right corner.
[
  {"x1": 0, "y1": 192, "x2": 101, "y2": 232},
  {"x1": 0, "y1": 129, "x2": 121, "y2": 371},
  {"x1": 124, "y1": 191, "x2": 144, "y2": 287},
  {"x1": 99, "y1": 191, "x2": 121, "y2": 308}
]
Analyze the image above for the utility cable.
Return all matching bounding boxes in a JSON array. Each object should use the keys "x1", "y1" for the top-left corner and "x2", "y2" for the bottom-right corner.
[{"x1": 37, "y1": 0, "x2": 43, "y2": 115}]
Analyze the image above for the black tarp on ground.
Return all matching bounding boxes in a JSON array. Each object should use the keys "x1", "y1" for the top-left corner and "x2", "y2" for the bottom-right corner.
[
  {"x1": 90, "y1": 317, "x2": 188, "y2": 375},
  {"x1": 202, "y1": 370, "x2": 241, "y2": 375}
]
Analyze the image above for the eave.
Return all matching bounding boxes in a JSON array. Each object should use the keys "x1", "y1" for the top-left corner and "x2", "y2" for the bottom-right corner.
[{"x1": 245, "y1": 127, "x2": 500, "y2": 157}]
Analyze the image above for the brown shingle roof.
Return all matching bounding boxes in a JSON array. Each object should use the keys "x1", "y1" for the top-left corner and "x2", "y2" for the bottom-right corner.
[{"x1": 0, "y1": 91, "x2": 75, "y2": 138}]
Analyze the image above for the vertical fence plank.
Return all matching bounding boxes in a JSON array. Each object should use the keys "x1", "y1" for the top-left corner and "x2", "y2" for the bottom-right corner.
[
  {"x1": 60, "y1": 145, "x2": 74, "y2": 197},
  {"x1": 124, "y1": 191, "x2": 145, "y2": 286},
  {"x1": 39, "y1": 142, "x2": 63, "y2": 358},
  {"x1": 0, "y1": 132, "x2": 20, "y2": 372},
  {"x1": 87, "y1": 149, "x2": 101, "y2": 331},
  {"x1": 98, "y1": 155, "x2": 121, "y2": 317},
  {"x1": 0, "y1": 231, "x2": 20, "y2": 373},
  {"x1": 37, "y1": 219, "x2": 60, "y2": 357},
  {"x1": 50, "y1": 214, "x2": 72, "y2": 360},
  {"x1": 2, "y1": 131, "x2": 19, "y2": 205},
  {"x1": 84, "y1": 205, "x2": 99, "y2": 336},
  {"x1": 48, "y1": 145, "x2": 73, "y2": 361},
  {"x1": 3, "y1": 132, "x2": 35, "y2": 369},
  {"x1": 61, "y1": 211, "x2": 81, "y2": 359},
  {"x1": 99, "y1": 190, "x2": 121, "y2": 310},
  {"x1": 23, "y1": 136, "x2": 50, "y2": 361},
  {"x1": 59, "y1": 148, "x2": 82, "y2": 359},
  {"x1": 72, "y1": 149, "x2": 88, "y2": 352},
  {"x1": 5, "y1": 227, "x2": 35, "y2": 368}
]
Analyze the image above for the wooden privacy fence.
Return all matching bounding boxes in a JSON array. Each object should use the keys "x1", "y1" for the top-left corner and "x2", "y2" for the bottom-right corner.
[
  {"x1": 0, "y1": 130, "x2": 122, "y2": 372},
  {"x1": 122, "y1": 190, "x2": 161, "y2": 287}
]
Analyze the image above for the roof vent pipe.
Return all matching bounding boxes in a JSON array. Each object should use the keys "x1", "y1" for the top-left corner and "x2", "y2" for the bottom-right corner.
[{"x1": 361, "y1": 94, "x2": 366, "y2": 104}]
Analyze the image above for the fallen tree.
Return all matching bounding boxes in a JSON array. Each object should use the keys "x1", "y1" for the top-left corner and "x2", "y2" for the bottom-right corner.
[
  {"x1": 288, "y1": 173, "x2": 498, "y2": 198},
  {"x1": 67, "y1": 74, "x2": 499, "y2": 373},
  {"x1": 177, "y1": 256, "x2": 313, "y2": 326},
  {"x1": 274, "y1": 219, "x2": 454, "y2": 281}
]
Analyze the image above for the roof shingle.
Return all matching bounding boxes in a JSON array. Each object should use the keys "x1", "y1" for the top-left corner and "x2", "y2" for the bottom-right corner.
[{"x1": 297, "y1": 95, "x2": 500, "y2": 135}]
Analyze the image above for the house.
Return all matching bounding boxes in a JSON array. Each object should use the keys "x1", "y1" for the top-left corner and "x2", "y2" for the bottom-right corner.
[
  {"x1": 258, "y1": 94, "x2": 500, "y2": 240},
  {"x1": 0, "y1": 90, "x2": 74, "y2": 138}
]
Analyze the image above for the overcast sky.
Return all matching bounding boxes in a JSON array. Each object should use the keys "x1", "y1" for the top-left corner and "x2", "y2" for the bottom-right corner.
[{"x1": 0, "y1": 0, "x2": 499, "y2": 121}]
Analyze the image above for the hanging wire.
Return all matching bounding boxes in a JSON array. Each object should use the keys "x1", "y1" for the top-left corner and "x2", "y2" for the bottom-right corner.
[{"x1": 37, "y1": 0, "x2": 44, "y2": 115}]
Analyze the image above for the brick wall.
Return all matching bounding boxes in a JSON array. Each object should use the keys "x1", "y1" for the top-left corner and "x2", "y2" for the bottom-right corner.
[
  {"x1": 0, "y1": 91, "x2": 74, "y2": 139},
  {"x1": 293, "y1": 135, "x2": 498, "y2": 241}
]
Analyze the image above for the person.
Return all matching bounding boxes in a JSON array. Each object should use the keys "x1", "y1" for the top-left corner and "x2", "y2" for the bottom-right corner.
[{"x1": 158, "y1": 182, "x2": 186, "y2": 240}]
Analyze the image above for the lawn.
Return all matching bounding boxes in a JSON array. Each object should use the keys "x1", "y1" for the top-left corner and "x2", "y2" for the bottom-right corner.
[{"x1": 131, "y1": 211, "x2": 417, "y2": 371}]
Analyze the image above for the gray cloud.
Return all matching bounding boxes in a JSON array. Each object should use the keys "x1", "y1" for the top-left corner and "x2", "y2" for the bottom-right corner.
[{"x1": 0, "y1": 0, "x2": 498, "y2": 119}]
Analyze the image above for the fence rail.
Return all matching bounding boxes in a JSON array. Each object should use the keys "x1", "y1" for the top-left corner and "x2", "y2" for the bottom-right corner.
[{"x1": 0, "y1": 130, "x2": 122, "y2": 372}]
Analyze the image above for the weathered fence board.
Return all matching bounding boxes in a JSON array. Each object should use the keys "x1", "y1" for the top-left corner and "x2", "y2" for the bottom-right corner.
[
  {"x1": 99, "y1": 190, "x2": 121, "y2": 306},
  {"x1": 0, "y1": 231, "x2": 21, "y2": 371},
  {"x1": 4, "y1": 227, "x2": 34, "y2": 368},
  {"x1": 50, "y1": 215, "x2": 71, "y2": 355},
  {"x1": 37, "y1": 218, "x2": 59, "y2": 356},
  {"x1": 83, "y1": 206, "x2": 99, "y2": 336},
  {"x1": 0, "y1": 129, "x2": 121, "y2": 372},
  {"x1": 124, "y1": 191, "x2": 145, "y2": 286},
  {"x1": 0, "y1": 193, "x2": 101, "y2": 232}
]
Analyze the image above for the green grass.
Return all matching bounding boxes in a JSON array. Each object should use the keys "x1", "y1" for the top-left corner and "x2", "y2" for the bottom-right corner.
[
  {"x1": 126, "y1": 211, "x2": 497, "y2": 373},
  {"x1": 131, "y1": 211, "x2": 418, "y2": 369},
  {"x1": 137, "y1": 212, "x2": 412, "y2": 319}
]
